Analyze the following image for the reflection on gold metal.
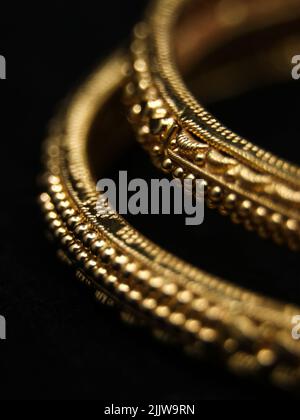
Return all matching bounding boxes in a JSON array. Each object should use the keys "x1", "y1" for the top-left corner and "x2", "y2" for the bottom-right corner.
[
  {"x1": 216, "y1": 0, "x2": 249, "y2": 27},
  {"x1": 125, "y1": 0, "x2": 300, "y2": 250},
  {"x1": 40, "y1": 53, "x2": 300, "y2": 392}
]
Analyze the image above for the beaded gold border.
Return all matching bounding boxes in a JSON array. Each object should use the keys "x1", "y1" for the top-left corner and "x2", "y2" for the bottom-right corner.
[
  {"x1": 125, "y1": 0, "x2": 300, "y2": 250},
  {"x1": 40, "y1": 53, "x2": 300, "y2": 390}
]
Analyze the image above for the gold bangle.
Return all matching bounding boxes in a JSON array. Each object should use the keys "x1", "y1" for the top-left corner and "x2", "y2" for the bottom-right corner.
[
  {"x1": 125, "y1": 0, "x2": 300, "y2": 250},
  {"x1": 39, "y1": 52, "x2": 300, "y2": 391}
]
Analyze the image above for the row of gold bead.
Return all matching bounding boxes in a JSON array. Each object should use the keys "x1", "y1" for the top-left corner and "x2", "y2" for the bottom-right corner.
[
  {"x1": 40, "y1": 173, "x2": 300, "y2": 390},
  {"x1": 125, "y1": 53, "x2": 300, "y2": 250}
]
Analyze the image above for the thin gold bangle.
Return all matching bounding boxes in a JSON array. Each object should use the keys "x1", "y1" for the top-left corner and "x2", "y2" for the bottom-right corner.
[
  {"x1": 125, "y1": 0, "x2": 300, "y2": 250},
  {"x1": 39, "y1": 52, "x2": 300, "y2": 391}
]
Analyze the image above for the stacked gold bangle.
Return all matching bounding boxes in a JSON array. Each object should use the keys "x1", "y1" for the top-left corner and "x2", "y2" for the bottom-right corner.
[
  {"x1": 126, "y1": 0, "x2": 300, "y2": 250},
  {"x1": 39, "y1": 0, "x2": 300, "y2": 393}
]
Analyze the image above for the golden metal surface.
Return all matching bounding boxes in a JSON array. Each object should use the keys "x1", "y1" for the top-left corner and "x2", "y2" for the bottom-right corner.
[
  {"x1": 40, "y1": 53, "x2": 300, "y2": 391},
  {"x1": 125, "y1": 0, "x2": 300, "y2": 249}
]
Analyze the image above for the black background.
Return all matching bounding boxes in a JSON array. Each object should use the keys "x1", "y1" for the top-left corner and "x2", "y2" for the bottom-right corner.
[{"x1": 0, "y1": 0, "x2": 300, "y2": 400}]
